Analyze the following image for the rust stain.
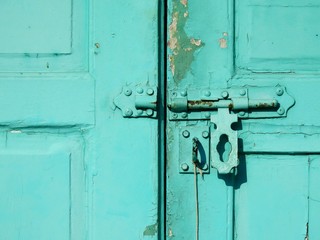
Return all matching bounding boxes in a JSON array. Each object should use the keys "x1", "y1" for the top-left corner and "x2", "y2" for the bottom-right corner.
[{"x1": 188, "y1": 100, "x2": 214, "y2": 108}]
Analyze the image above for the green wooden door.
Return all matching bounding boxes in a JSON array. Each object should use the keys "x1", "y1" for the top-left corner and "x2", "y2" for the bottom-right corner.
[
  {"x1": 166, "y1": 0, "x2": 320, "y2": 239},
  {"x1": 0, "y1": 0, "x2": 160, "y2": 239}
]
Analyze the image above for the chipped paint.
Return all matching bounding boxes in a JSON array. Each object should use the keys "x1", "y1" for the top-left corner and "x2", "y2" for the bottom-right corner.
[
  {"x1": 168, "y1": 0, "x2": 204, "y2": 83},
  {"x1": 219, "y1": 38, "x2": 227, "y2": 49},
  {"x1": 143, "y1": 223, "x2": 158, "y2": 236}
]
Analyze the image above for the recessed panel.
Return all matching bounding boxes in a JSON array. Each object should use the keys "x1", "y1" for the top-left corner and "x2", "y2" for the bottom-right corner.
[
  {"x1": 235, "y1": 155, "x2": 309, "y2": 239},
  {"x1": 0, "y1": 152, "x2": 70, "y2": 240},
  {"x1": 0, "y1": 0, "x2": 88, "y2": 72},
  {"x1": 236, "y1": 0, "x2": 320, "y2": 72},
  {"x1": 0, "y1": 0, "x2": 71, "y2": 54}
]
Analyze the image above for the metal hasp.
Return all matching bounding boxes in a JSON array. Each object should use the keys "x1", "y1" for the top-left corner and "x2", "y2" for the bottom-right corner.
[
  {"x1": 211, "y1": 108, "x2": 239, "y2": 174},
  {"x1": 171, "y1": 86, "x2": 295, "y2": 174},
  {"x1": 114, "y1": 84, "x2": 157, "y2": 118},
  {"x1": 179, "y1": 126, "x2": 210, "y2": 174},
  {"x1": 168, "y1": 86, "x2": 295, "y2": 120}
]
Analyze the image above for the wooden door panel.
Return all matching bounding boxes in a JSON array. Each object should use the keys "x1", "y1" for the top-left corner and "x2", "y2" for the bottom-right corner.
[
  {"x1": 0, "y1": 133, "x2": 85, "y2": 239},
  {"x1": 166, "y1": 0, "x2": 320, "y2": 239}
]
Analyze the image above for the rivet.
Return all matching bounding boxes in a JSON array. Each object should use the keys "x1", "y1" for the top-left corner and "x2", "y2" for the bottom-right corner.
[
  {"x1": 136, "y1": 87, "x2": 143, "y2": 94},
  {"x1": 221, "y1": 91, "x2": 229, "y2": 98},
  {"x1": 146, "y1": 109, "x2": 154, "y2": 116},
  {"x1": 172, "y1": 113, "x2": 178, "y2": 119},
  {"x1": 239, "y1": 89, "x2": 246, "y2": 96},
  {"x1": 276, "y1": 88, "x2": 284, "y2": 96},
  {"x1": 171, "y1": 92, "x2": 177, "y2": 97},
  {"x1": 182, "y1": 130, "x2": 190, "y2": 138},
  {"x1": 204, "y1": 113, "x2": 211, "y2": 118},
  {"x1": 124, "y1": 109, "x2": 133, "y2": 116},
  {"x1": 238, "y1": 111, "x2": 245, "y2": 117},
  {"x1": 181, "y1": 112, "x2": 188, "y2": 118},
  {"x1": 180, "y1": 90, "x2": 187, "y2": 97},
  {"x1": 202, "y1": 131, "x2": 209, "y2": 138},
  {"x1": 147, "y1": 88, "x2": 154, "y2": 96},
  {"x1": 204, "y1": 90, "x2": 211, "y2": 97},
  {"x1": 137, "y1": 109, "x2": 143, "y2": 115},
  {"x1": 202, "y1": 164, "x2": 208, "y2": 171},
  {"x1": 124, "y1": 88, "x2": 132, "y2": 96},
  {"x1": 277, "y1": 107, "x2": 285, "y2": 115},
  {"x1": 181, "y1": 163, "x2": 189, "y2": 171}
]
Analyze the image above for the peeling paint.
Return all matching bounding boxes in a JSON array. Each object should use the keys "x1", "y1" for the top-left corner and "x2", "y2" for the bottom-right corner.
[
  {"x1": 143, "y1": 223, "x2": 158, "y2": 236},
  {"x1": 219, "y1": 38, "x2": 227, "y2": 49},
  {"x1": 168, "y1": 0, "x2": 204, "y2": 83}
]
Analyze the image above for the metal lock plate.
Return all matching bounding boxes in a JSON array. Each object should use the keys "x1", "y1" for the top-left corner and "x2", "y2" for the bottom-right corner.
[
  {"x1": 179, "y1": 126, "x2": 210, "y2": 174},
  {"x1": 113, "y1": 83, "x2": 157, "y2": 118}
]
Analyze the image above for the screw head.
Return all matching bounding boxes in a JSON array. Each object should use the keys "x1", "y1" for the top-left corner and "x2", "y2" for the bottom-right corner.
[
  {"x1": 171, "y1": 92, "x2": 177, "y2": 97},
  {"x1": 180, "y1": 90, "x2": 187, "y2": 97},
  {"x1": 124, "y1": 109, "x2": 133, "y2": 116},
  {"x1": 276, "y1": 88, "x2": 284, "y2": 96},
  {"x1": 239, "y1": 89, "x2": 246, "y2": 96},
  {"x1": 181, "y1": 163, "x2": 189, "y2": 171},
  {"x1": 147, "y1": 88, "x2": 154, "y2": 96},
  {"x1": 204, "y1": 113, "x2": 211, "y2": 118},
  {"x1": 182, "y1": 130, "x2": 190, "y2": 138},
  {"x1": 277, "y1": 107, "x2": 285, "y2": 115},
  {"x1": 181, "y1": 112, "x2": 188, "y2": 118},
  {"x1": 202, "y1": 131, "x2": 209, "y2": 138},
  {"x1": 238, "y1": 111, "x2": 245, "y2": 117},
  {"x1": 146, "y1": 109, "x2": 154, "y2": 116},
  {"x1": 221, "y1": 91, "x2": 229, "y2": 98},
  {"x1": 203, "y1": 90, "x2": 211, "y2": 97},
  {"x1": 124, "y1": 88, "x2": 132, "y2": 96},
  {"x1": 136, "y1": 87, "x2": 143, "y2": 94},
  {"x1": 137, "y1": 109, "x2": 143, "y2": 115},
  {"x1": 202, "y1": 164, "x2": 208, "y2": 171},
  {"x1": 172, "y1": 113, "x2": 178, "y2": 119}
]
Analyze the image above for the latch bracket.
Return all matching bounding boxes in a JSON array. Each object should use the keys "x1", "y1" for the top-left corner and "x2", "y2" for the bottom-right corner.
[{"x1": 114, "y1": 84, "x2": 157, "y2": 118}]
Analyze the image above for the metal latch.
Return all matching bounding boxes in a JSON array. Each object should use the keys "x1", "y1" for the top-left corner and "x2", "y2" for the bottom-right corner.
[
  {"x1": 173, "y1": 86, "x2": 295, "y2": 174},
  {"x1": 114, "y1": 83, "x2": 157, "y2": 118},
  {"x1": 168, "y1": 86, "x2": 294, "y2": 120}
]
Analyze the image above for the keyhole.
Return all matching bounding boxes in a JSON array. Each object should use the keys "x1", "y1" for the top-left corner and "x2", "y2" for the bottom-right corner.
[{"x1": 216, "y1": 134, "x2": 232, "y2": 162}]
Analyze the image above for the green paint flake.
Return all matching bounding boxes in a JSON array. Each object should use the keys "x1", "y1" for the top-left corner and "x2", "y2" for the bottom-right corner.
[
  {"x1": 143, "y1": 223, "x2": 158, "y2": 236},
  {"x1": 168, "y1": 0, "x2": 204, "y2": 83}
]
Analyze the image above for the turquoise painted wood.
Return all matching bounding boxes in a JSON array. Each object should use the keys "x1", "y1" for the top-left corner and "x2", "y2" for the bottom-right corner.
[
  {"x1": 167, "y1": 0, "x2": 320, "y2": 239},
  {"x1": 0, "y1": 0, "x2": 160, "y2": 239}
]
